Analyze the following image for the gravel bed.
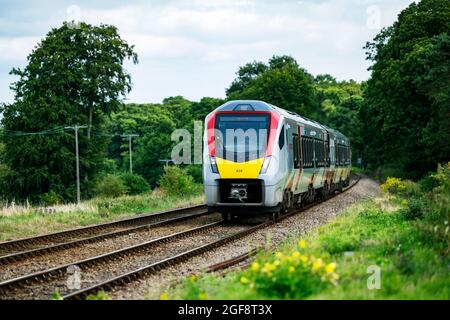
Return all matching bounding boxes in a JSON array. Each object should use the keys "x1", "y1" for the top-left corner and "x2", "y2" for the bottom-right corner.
[
  {"x1": 1, "y1": 223, "x2": 250, "y2": 300},
  {"x1": 107, "y1": 175, "x2": 380, "y2": 300},
  {"x1": 0, "y1": 213, "x2": 221, "y2": 282}
]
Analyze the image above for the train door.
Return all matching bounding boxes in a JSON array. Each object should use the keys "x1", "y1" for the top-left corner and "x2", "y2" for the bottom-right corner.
[
  {"x1": 329, "y1": 135, "x2": 335, "y2": 167},
  {"x1": 324, "y1": 132, "x2": 329, "y2": 167},
  {"x1": 286, "y1": 122, "x2": 300, "y2": 194}
]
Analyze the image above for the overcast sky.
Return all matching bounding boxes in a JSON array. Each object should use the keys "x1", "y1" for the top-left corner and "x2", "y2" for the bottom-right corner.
[{"x1": 0, "y1": 0, "x2": 415, "y2": 104}]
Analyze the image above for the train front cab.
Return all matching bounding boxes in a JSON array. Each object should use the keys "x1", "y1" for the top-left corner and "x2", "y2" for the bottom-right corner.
[{"x1": 203, "y1": 102, "x2": 285, "y2": 218}]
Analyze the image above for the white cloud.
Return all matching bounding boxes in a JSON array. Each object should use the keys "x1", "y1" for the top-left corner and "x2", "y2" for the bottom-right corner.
[
  {"x1": 0, "y1": 37, "x2": 39, "y2": 60},
  {"x1": 0, "y1": 0, "x2": 416, "y2": 103}
]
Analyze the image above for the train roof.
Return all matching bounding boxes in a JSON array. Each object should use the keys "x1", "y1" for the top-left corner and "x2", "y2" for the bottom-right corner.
[
  {"x1": 212, "y1": 100, "x2": 349, "y2": 143},
  {"x1": 215, "y1": 100, "x2": 276, "y2": 112}
]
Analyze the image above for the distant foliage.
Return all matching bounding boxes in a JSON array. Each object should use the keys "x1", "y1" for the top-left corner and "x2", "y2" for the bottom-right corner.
[
  {"x1": 362, "y1": 0, "x2": 450, "y2": 178},
  {"x1": 158, "y1": 166, "x2": 196, "y2": 196},
  {"x1": 226, "y1": 55, "x2": 316, "y2": 118},
  {"x1": 119, "y1": 172, "x2": 150, "y2": 195},
  {"x1": 38, "y1": 190, "x2": 62, "y2": 206},
  {"x1": 94, "y1": 174, "x2": 128, "y2": 198}
]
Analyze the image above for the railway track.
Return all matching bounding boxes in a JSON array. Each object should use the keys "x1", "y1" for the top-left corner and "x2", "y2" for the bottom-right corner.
[
  {"x1": 0, "y1": 204, "x2": 208, "y2": 264},
  {"x1": 0, "y1": 221, "x2": 253, "y2": 299},
  {"x1": 0, "y1": 175, "x2": 360, "y2": 300}
]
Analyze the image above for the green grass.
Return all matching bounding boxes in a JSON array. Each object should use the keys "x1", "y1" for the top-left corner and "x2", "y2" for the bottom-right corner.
[
  {"x1": 167, "y1": 186, "x2": 449, "y2": 300},
  {"x1": 0, "y1": 187, "x2": 204, "y2": 241}
]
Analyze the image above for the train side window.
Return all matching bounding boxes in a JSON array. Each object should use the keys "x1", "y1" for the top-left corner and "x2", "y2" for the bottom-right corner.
[
  {"x1": 278, "y1": 125, "x2": 285, "y2": 150},
  {"x1": 293, "y1": 134, "x2": 299, "y2": 169},
  {"x1": 301, "y1": 138, "x2": 306, "y2": 166}
]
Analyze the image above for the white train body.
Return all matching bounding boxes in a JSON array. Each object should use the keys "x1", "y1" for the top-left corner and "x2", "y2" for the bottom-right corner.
[{"x1": 203, "y1": 100, "x2": 351, "y2": 215}]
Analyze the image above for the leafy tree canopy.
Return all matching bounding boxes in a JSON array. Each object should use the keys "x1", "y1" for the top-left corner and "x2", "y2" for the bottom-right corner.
[
  {"x1": 363, "y1": 0, "x2": 450, "y2": 178},
  {"x1": 0, "y1": 22, "x2": 138, "y2": 202},
  {"x1": 226, "y1": 55, "x2": 316, "y2": 117}
]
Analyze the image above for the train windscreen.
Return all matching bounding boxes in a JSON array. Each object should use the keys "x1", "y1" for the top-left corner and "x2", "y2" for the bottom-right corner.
[{"x1": 215, "y1": 114, "x2": 270, "y2": 162}]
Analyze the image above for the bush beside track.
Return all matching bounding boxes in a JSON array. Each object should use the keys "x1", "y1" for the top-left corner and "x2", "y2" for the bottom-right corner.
[{"x1": 167, "y1": 164, "x2": 450, "y2": 300}]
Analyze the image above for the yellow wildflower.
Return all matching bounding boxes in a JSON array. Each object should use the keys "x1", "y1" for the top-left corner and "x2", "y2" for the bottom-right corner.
[
  {"x1": 325, "y1": 262, "x2": 337, "y2": 274},
  {"x1": 312, "y1": 258, "x2": 324, "y2": 272},
  {"x1": 274, "y1": 259, "x2": 281, "y2": 267},
  {"x1": 275, "y1": 252, "x2": 284, "y2": 259},
  {"x1": 251, "y1": 262, "x2": 260, "y2": 272},
  {"x1": 288, "y1": 266, "x2": 295, "y2": 273},
  {"x1": 298, "y1": 239, "x2": 306, "y2": 249},
  {"x1": 330, "y1": 273, "x2": 339, "y2": 281},
  {"x1": 160, "y1": 292, "x2": 169, "y2": 300},
  {"x1": 189, "y1": 275, "x2": 198, "y2": 282},
  {"x1": 240, "y1": 276, "x2": 250, "y2": 284},
  {"x1": 292, "y1": 251, "x2": 300, "y2": 259},
  {"x1": 300, "y1": 255, "x2": 308, "y2": 264},
  {"x1": 198, "y1": 292, "x2": 208, "y2": 300},
  {"x1": 264, "y1": 262, "x2": 276, "y2": 271}
]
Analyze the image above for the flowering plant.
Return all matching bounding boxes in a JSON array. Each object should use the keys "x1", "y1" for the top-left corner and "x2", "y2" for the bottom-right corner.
[{"x1": 239, "y1": 240, "x2": 339, "y2": 299}]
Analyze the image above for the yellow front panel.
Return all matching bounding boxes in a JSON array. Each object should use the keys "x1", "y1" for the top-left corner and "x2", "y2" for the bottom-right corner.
[{"x1": 216, "y1": 157, "x2": 264, "y2": 179}]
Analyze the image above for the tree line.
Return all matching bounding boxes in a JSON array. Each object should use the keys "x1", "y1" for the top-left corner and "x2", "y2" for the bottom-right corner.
[{"x1": 0, "y1": 0, "x2": 448, "y2": 204}]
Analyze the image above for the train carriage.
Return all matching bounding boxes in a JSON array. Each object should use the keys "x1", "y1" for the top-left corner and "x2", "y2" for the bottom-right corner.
[{"x1": 203, "y1": 100, "x2": 351, "y2": 220}]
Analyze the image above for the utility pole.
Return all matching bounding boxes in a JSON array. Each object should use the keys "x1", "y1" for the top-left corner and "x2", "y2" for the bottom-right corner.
[
  {"x1": 121, "y1": 134, "x2": 139, "y2": 174},
  {"x1": 65, "y1": 125, "x2": 87, "y2": 204}
]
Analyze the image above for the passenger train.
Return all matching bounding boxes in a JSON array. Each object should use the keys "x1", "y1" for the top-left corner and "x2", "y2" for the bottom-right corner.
[{"x1": 203, "y1": 100, "x2": 351, "y2": 220}]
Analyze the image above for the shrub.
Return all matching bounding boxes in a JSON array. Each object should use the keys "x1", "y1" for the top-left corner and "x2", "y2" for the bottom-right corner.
[
  {"x1": 38, "y1": 190, "x2": 62, "y2": 206},
  {"x1": 94, "y1": 174, "x2": 128, "y2": 198},
  {"x1": 186, "y1": 165, "x2": 203, "y2": 183},
  {"x1": 158, "y1": 166, "x2": 196, "y2": 196},
  {"x1": 119, "y1": 172, "x2": 150, "y2": 195},
  {"x1": 86, "y1": 290, "x2": 110, "y2": 300},
  {"x1": 381, "y1": 177, "x2": 404, "y2": 194},
  {"x1": 99, "y1": 159, "x2": 119, "y2": 175},
  {"x1": 381, "y1": 177, "x2": 420, "y2": 198},
  {"x1": 419, "y1": 174, "x2": 440, "y2": 192},
  {"x1": 238, "y1": 240, "x2": 338, "y2": 299},
  {"x1": 434, "y1": 162, "x2": 450, "y2": 198},
  {"x1": 401, "y1": 198, "x2": 425, "y2": 220}
]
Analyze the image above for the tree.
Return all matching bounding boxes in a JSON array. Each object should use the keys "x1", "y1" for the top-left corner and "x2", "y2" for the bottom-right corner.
[
  {"x1": 227, "y1": 55, "x2": 316, "y2": 117},
  {"x1": 226, "y1": 61, "x2": 268, "y2": 97},
  {"x1": 363, "y1": 0, "x2": 450, "y2": 178},
  {"x1": 109, "y1": 103, "x2": 176, "y2": 186},
  {"x1": 0, "y1": 22, "x2": 138, "y2": 202},
  {"x1": 191, "y1": 97, "x2": 225, "y2": 121}
]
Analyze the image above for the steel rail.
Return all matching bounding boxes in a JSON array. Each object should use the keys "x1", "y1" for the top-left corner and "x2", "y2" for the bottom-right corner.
[
  {"x1": 0, "y1": 204, "x2": 207, "y2": 255},
  {"x1": 0, "y1": 210, "x2": 209, "y2": 265}
]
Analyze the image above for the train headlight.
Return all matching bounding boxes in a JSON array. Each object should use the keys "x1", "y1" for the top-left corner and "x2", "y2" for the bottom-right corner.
[
  {"x1": 260, "y1": 156, "x2": 271, "y2": 174},
  {"x1": 210, "y1": 156, "x2": 219, "y2": 174}
]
